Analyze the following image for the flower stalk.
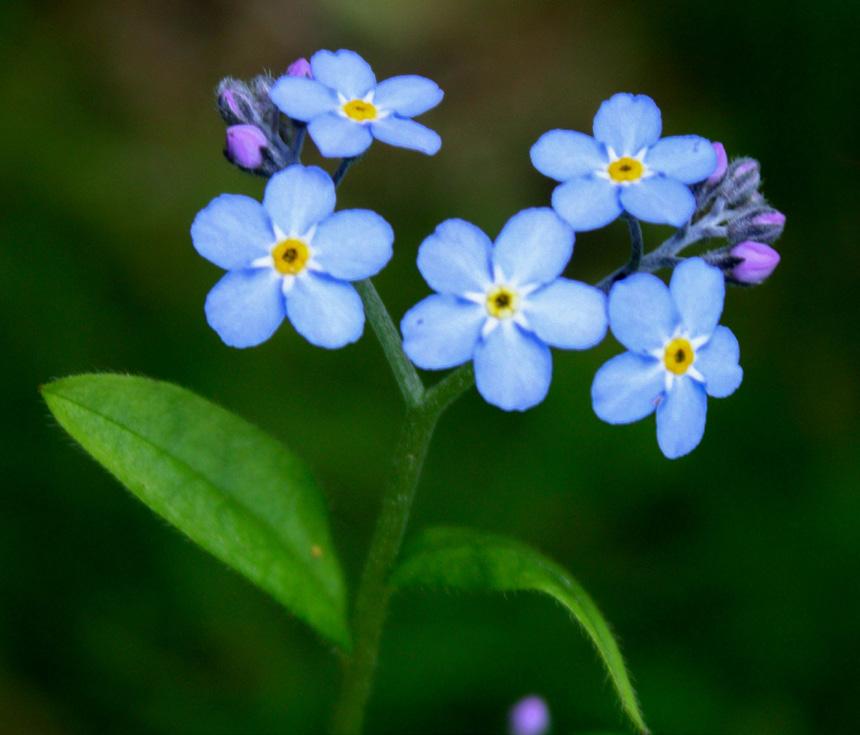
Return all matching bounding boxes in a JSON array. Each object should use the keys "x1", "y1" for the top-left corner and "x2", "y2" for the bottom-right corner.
[{"x1": 329, "y1": 399, "x2": 441, "y2": 735}]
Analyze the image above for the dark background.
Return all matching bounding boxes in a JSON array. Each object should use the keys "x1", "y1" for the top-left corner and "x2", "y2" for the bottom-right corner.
[{"x1": 2, "y1": 1, "x2": 858, "y2": 733}]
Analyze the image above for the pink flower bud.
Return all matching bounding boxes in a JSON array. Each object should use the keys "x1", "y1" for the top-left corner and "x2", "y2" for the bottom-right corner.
[
  {"x1": 752, "y1": 210, "x2": 786, "y2": 228},
  {"x1": 216, "y1": 78, "x2": 255, "y2": 124},
  {"x1": 728, "y1": 208, "x2": 786, "y2": 244},
  {"x1": 509, "y1": 696, "x2": 550, "y2": 735},
  {"x1": 723, "y1": 157, "x2": 761, "y2": 205},
  {"x1": 730, "y1": 241, "x2": 780, "y2": 284},
  {"x1": 221, "y1": 90, "x2": 241, "y2": 118},
  {"x1": 287, "y1": 57, "x2": 313, "y2": 78},
  {"x1": 707, "y1": 141, "x2": 728, "y2": 184},
  {"x1": 225, "y1": 124, "x2": 268, "y2": 170}
]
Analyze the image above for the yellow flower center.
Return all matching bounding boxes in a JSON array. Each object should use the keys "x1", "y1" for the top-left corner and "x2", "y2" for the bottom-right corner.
[
  {"x1": 271, "y1": 238, "x2": 310, "y2": 276},
  {"x1": 485, "y1": 286, "x2": 519, "y2": 319},
  {"x1": 343, "y1": 99, "x2": 378, "y2": 121},
  {"x1": 608, "y1": 156, "x2": 644, "y2": 182},
  {"x1": 663, "y1": 337, "x2": 695, "y2": 375}
]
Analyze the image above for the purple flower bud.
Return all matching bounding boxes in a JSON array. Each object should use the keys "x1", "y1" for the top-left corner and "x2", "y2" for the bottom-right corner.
[
  {"x1": 753, "y1": 210, "x2": 786, "y2": 227},
  {"x1": 287, "y1": 57, "x2": 313, "y2": 78},
  {"x1": 225, "y1": 124, "x2": 268, "y2": 170},
  {"x1": 728, "y1": 208, "x2": 786, "y2": 244},
  {"x1": 730, "y1": 241, "x2": 781, "y2": 284},
  {"x1": 221, "y1": 90, "x2": 241, "y2": 118},
  {"x1": 509, "y1": 696, "x2": 550, "y2": 735},
  {"x1": 706, "y1": 142, "x2": 728, "y2": 184},
  {"x1": 722, "y1": 157, "x2": 761, "y2": 205},
  {"x1": 217, "y1": 78, "x2": 255, "y2": 124}
]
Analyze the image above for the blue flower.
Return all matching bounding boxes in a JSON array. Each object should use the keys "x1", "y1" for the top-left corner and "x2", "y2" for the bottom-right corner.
[
  {"x1": 531, "y1": 93, "x2": 717, "y2": 231},
  {"x1": 591, "y1": 258, "x2": 743, "y2": 459},
  {"x1": 270, "y1": 49, "x2": 443, "y2": 158},
  {"x1": 191, "y1": 164, "x2": 393, "y2": 349},
  {"x1": 402, "y1": 208, "x2": 608, "y2": 411}
]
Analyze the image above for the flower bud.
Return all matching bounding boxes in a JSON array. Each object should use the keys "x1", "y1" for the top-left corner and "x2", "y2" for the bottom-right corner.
[
  {"x1": 728, "y1": 208, "x2": 786, "y2": 244},
  {"x1": 225, "y1": 124, "x2": 269, "y2": 170},
  {"x1": 729, "y1": 241, "x2": 780, "y2": 284},
  {"x1": 509, "y1": 696, "x2": 550, "y2": 735},
  {"x1": 251, "y1": 73, "x2": 276, "y2": 99},
  {"x1": 722, "y1": 157, "x2": 761, "y2": 205},
  {"x1": 216, "y1": 78, "x2": 255, "y2": 125},
  {"x1": 287, "y1": 57, "x2": 313, "y2": 78},
  {"x1": 706, "y1": 141, "x2": 728, "y2": 184}
]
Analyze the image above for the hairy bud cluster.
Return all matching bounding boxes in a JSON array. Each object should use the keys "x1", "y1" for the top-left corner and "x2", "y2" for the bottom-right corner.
[
  {"x1": 694, "y1": 144, "x2": 784, "y2": 286},
  {"x1": 215, "y1": 60, "x2": 310, "y2": 176}
]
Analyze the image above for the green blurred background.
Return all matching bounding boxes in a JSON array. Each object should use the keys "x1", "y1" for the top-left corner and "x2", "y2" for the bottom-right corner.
[{"x1": 2, "y1": 1, "x2": 858, "y2": 733}]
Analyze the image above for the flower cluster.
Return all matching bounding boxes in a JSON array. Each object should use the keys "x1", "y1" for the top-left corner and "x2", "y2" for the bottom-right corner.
[{"x1": 191, "y1": 50, "x2": 784, "y2": 459}]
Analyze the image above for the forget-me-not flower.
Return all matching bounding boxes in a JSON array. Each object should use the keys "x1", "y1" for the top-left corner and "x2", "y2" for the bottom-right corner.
[
  {"x1": 191, "y1": 164, "x2": 393, "y2": 349},
  {"x1": 591, "y1": 258, "x2": 743, "y2": 458},
  {"x1": 270, "y1": 49, "x2": 443, "y2": 158},
  {"x1": 531, "y1": 93, "x2": 717, "y2": 230},
  {"x1": 402, "y1": 208, "x2": 607, "y2": 411}
]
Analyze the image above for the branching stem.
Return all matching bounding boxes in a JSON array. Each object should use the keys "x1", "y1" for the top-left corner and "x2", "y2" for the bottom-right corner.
[{"x1": 329, "y1": 161, "x2": 473, "y2": 734}]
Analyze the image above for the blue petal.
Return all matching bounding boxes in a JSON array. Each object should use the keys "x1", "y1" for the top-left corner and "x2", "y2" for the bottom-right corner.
[
  {"x1": 670, "y1": 257, "x2": 725, "y2": 338},
  {"x1": 608, "y1": 273, "x2": 677, "y2": 353},
  {"x1": 593, "y1": 93, "x2": 662, "y2": 156},
  {"x1": 286, "y1": 273, "x2": 364, "y2": 349},
  {"x1": 371, "y1": 117, "x2": 441, "y2": 155},
  {"x1": 373, "y1": 75, "x2": 443, "y2": 117},
  {"x1": 591, "y1": 351, "x2": 665, "y2": 424},
  {"x1": 401, "y1": 295, "x2": 484, "y2": 370},
  {"x1": 191, "y1": 194, "x2": 273, "y2": 270},
  {"x1": 474, "y1": 324, "x2": 552, "y2": 411},
  {"x1": 530, "y1": 130, "x2": 607, "y2": 182},
  {"x1": 312, "y1": 209, "x2": 393, "y2": 281},
  {"x1": 656, "y1": 375, "x2": 708, "y2": 459},
  {"x1": 263, "y1": 165, "x2": 335, "y2": 236},
  {"x1": 524, "y1": 278, "x2": 607, "y2": 349},
  {"x1": 620, "y1": 176, "x2": 696, "y2": 227},
  {"x1": 551, "y1": 176, "x2": 622, "y2": 231},
  {"x1": 269, "y1": 77, "x2": 337, "y2": 121},
  {"x1": 492, "y1": 208, "x2": 573, "y2": 286},
  {"x1": 417, "y1": 219, "x2": 493, "y2": 295},
  {"x1": 695, "y1": 325, "x2": 743, "y2": 398},
  {"x1": 307, "y1": 113, "x2": 374, "y2": 158},
  {"x1": 310, "y1": 49, "x2": 376, "y2": 99},
  {"x1": 645, "y1": 135, "x2": 718, "y2": 184},
  {"x1": 205, "y1": 268, "x2": 284, "y2": 348}
]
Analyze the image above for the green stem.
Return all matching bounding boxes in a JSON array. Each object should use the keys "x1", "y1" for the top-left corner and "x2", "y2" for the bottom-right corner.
[
  {"x1": 327, "y1": 155, "x2": 474, "y2": 733},
  {"x1": 329, "y1": 399, "x2": 445, "y2": 735},
  {"x1": 423, "y1": 363, "x2": 474, "y2": 415},
  {"x1": 355, "y1": 280, "x2": 425, "y2": 408}
]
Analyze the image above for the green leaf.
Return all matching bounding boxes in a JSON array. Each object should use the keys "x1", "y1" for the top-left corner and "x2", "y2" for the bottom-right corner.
[
  {"x1": 42, "y1": 374, "x2": 350, "y2": 649},
  {"x1": 391, "y1": 527, "x2": 648, "y2": 734}
]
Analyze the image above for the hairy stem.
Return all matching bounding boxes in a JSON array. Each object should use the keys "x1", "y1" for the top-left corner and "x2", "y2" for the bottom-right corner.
[
  {"x1": 327, "y1": 156, "x2": 473, "y2": 733},
  {"x1": 355, "y1": 280, "x2": 425, "y2": 408},
  {"x1": 329, "y1": 400, "x2": 442, "y2": 735},
  {"x1": 595, "y1": 206, "x2": 728, "y2": 292},
  {"x1": 622, "y1": 214, "x2": 644, "y2": 275},
  {"x1": 289, "y1": 123, "x2": 307, "y2": 162},
  {"x1": 333, "y1": 156, "x2": 362, "y2": 187},
  {"x1": 328, "y1": 366, "x2": 474, "y2": 735}
]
